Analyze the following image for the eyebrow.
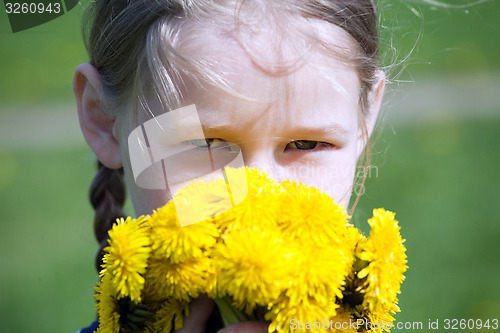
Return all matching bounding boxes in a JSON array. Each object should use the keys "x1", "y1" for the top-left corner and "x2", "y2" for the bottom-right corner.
[
  {"x1": 288, "y1": 124, "x2": 350, "y2": 138},
  {"x1": 198, "y1": 123, "x2": 351, "y2": 144},
  {"x1": 202, "y1": 123, "x2": 350, "y2": 135}
]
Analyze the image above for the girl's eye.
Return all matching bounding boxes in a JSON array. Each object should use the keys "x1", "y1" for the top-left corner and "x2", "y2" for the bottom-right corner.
[
  {"x1": 286, "y1": 140, "x2": 321, "y2": 150},
  {"x1": 189, "y1": 138, "x2": 228, "y2": 149}
]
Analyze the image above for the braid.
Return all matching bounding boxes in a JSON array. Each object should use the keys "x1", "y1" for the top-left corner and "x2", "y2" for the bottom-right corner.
[{"x1": 89, "y1": 160, "x2": 127, "y2": 273}]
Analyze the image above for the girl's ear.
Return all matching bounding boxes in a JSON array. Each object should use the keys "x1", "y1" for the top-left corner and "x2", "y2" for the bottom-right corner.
[
  {"x1": 358, "y1": 70, "x2": 385, "y2": 156},
  {"x1": 73, "y1": 63, "x2": 123, "y2": 169}
]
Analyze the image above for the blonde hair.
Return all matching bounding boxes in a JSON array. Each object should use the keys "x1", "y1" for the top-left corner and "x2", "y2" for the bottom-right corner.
[{"x1": 84, "y1": 0, "x2": 379, "y2": 113}]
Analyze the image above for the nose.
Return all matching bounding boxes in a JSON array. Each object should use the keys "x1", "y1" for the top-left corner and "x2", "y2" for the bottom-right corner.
[{"x1": 240, "y1": 145, "x2": 285, "y2": 182}]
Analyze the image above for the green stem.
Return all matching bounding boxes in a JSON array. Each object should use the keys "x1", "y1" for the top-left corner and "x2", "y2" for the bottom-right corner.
[{"x1": 214, "y1": 297, "x2": 250, "y2": 327}]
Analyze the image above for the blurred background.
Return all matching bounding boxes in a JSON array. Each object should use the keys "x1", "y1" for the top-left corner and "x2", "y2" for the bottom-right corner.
[{"x1": 0, "y1": 1, "x2": 499, "y2": 332}]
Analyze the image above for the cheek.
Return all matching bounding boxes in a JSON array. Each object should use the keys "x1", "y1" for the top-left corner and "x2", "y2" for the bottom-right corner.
[
  {"x1": 123, "y1": 168, "x2": 173, "y2": 216},
  {"x1": 119, "y1": 143, "x2": 173, "y2": 215}
]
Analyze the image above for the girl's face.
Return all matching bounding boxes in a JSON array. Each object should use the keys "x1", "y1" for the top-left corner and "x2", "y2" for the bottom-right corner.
[{"x1": 113, "y1": 22, "x2": 380, "y2": 217}]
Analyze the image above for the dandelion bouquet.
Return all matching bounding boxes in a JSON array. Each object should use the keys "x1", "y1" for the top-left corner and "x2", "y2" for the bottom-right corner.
[{"x1": 94, "y1": 167, "x2": 407, "y2": 333}]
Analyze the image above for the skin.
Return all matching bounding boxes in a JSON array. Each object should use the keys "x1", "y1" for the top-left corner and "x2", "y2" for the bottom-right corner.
[{"x1": 74, "y1": 18, "x2": 384, "y2": 333}]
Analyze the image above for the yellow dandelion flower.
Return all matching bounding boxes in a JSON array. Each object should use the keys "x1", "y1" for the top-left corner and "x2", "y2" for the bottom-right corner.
[
  {"x1": 346, "y1": 222, "x2": 364, "y2": 252},
  {"x1": 214, "y1": 227, "x2": 295, "y2": 313},
  {"x1": 267, "y1": 296, "x2": 333, "y2": 333},
  {"x1": 214, "y1": 168, "x2": 282, "y2": 232},
  {"x1": 224, "y1": 166, "x2": 278, "y2": 197},
  {"x1": 286, "y1": 244, "x2": 353, "y2": 312},
  {"x1": 173, "y1": 176, "x2": 235, "y2": 226},
  {"x1": 329, "y1": 308, "x2": 358, "y2": 333},
  {"x1": 214, "y1": 190, "x2": 282, "y2": 232},
  {"x1": 357, "y1": 209, "x2": 407, "y2": 313},
  {"x1": 340, "y1": 266, "x2": 368, "y2": 319},
  {"x1": 278, "y1": 180, "x2": 351, "y2": 247},
  {"x1": 170, "y1": 166, "x2": 264, "y2": 227},
  {"x1": 144, "y1": 256, "x2": 215, "y2": 302},
  {"x1": 149, "y1": 201, "x2": 219, "y2": 263},
  {"x1": 144, "y1": 298, "x2": 189, "y2": 333},
  {"x1": 94, "y1": 274, "x2": 120, "y2": 333},
  {"x1": 220, "y1": 166, "x2": 257, "y2": 204},
  {"x1": 101, "y1": 216, "x2": 151, "y2": 303},
  {"x1": 94, "y1": 167, "x2": 406, "y2": 333},
  {"x1": 365, "y1": 306, "x2": 397, "y2": 333}
]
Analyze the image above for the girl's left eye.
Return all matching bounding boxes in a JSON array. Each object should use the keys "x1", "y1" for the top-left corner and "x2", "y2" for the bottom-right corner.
[
  {"x1": 189, "y1": 138, "x2": 229, "y2": 149},
  {"x1": 286, "y1": 140, "x2": 328, "y2": 151}
]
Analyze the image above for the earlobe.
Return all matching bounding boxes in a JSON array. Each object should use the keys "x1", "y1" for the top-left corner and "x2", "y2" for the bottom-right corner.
[{"x1": 73, "y1": 63, "x2": 123, "y2": 169}]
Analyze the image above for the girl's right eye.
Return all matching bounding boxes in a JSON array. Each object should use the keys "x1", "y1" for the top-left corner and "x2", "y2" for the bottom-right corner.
[
  {"x1": 287, "y1": 140, "x2": 319, "y2": 150},
  {"x1": 189, "y1": 138, "x2": 228, "y2": 149}
]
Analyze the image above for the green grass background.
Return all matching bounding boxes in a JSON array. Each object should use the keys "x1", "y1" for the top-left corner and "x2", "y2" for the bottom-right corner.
[{"x1": 1, "y1": 1, "x2": 499, "y2": 332}]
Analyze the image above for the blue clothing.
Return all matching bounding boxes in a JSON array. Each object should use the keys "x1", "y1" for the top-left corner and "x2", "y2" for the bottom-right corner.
[{"x1": 76, "y1": 321, "x2": 98, "y2": 333}]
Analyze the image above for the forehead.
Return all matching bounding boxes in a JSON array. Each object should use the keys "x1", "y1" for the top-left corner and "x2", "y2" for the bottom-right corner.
[
  {"x1": 173, "y1": 18, "x2": 360, "y2": 117},
  {"x1": 175, "y1": 12, "x2": 359, "y2": 74},
  {"x1": 137, "y1": 14, "x2": 361, "y2": 132}
]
